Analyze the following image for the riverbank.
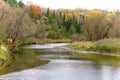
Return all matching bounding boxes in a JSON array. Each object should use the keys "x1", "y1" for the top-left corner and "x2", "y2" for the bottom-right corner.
[
  {"x1": 1, "y1": 40, "x2": 120, "y2": 75},
  {"x1": 69, "y1": 38, "x2": 120, "y2": 55},
  {"x1": 0, "y1": 45, "x2": 10, "y2": 66},
  {"x1": 0, "y1": 42, "x2": 70, "y2": 75},
  {"x1": 1, "y1": 43, "x2": 120, "y2": 80},
  {"x1": 0, "y1": 48, "x2": 48, "y2": 75}
]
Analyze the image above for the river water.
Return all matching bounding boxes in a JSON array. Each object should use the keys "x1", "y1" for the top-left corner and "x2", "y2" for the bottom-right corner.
[{"x1": 1, "y1": 43, "x2": 120, "y2": 80}]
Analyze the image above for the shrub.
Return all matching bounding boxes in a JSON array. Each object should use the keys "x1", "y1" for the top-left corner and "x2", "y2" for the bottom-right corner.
[
  {"x1": 71, "y1": 33, "x2": 84, "y2": 41},
  {"x1": 47, "y1": 31, "x2": 58, "y2": 39},
  {"x1": 21, "y1": 37, "x2": 39, "y2": 45},
  {"x1": 95, "y1": 39, "x2": 120, "y2": 53},
  {"x1": 70, "y1": 41, "x2": 95, "y2": 50},
  {"x1": 0, "y1": 45, "x2": 9, "y2": 66},
  {"x1": 69, "y1": 38, "x2": 120, "y2": 54}
]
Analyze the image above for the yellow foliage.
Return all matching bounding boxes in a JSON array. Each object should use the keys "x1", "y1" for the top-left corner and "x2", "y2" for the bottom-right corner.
[
  {"x1": 0, "y1": 45, "x2": 9, "y2": 61},
  {"x1": 0, "y1": 45, "x2": 7, "y2": 52},
  {"x1": 6, "y1": 38, "x2": 13, "y2": 45},
  {"x1": 107, "y1": 12, "x2": 116, "y2": 17},
  {"x1": 92, "y1": 10, "x2": 103, "y2": 16},
  {"x1": 85, "y1": 12, "x2": 92, "y2": 18},
  {"x1": 85, "y1": 10, "x2": 104, "y2": 19}
]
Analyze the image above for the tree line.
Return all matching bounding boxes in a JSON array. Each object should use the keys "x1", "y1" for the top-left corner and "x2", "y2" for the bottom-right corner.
[{"x1": 0, "y1": 0, "x2": 120, "y2": 47}]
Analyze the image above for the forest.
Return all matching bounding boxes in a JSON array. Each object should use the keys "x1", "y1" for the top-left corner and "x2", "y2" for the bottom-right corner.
[{"x1": 1, "y1": 0, "x2": 120, "y2": 67}]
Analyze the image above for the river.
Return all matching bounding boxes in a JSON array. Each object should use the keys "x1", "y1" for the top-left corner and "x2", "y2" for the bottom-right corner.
[{"x1": 0, "y1": 43, "x2": 120, "y2": 80}]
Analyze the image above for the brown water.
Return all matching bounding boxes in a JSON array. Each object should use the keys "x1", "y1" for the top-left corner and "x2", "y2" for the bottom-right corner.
[{"x1": 1, "y1": 43, "x2": 120, "y2": 80}]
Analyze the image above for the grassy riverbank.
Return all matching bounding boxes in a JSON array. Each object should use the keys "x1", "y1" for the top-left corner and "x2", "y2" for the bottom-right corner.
[
  {"x1": 0, "y1": 48, "x2": 48, "y2": 75},
  {"x1": 0, "y1": 38, "x2": 70, "y2": 75},
  {"x1": 69, "y1": 39, "x2": 120, "y2": 55},
  {"x1": 73, "y1": 52, "x2": 120, "y2": 66},
  {"x1": 0, "y1": 45, "x2": 10, "y2": 66}
]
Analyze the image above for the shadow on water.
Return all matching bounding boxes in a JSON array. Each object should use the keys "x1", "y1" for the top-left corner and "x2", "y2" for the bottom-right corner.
[
  {"x1": 0, "y1": 48, "x2": 48, "y2": 75},
  {"x1": 73, "y1": 52, "x2": 120, "y2": 67},
  {"x1": 1, "y1": 44, "x2": 120, "y2": 80},
  {"x1": 35, "y1": 47, "x2": 120, "y2": 67},
  {"x1": 1, "y1": 47, "x2": 120, "y2": 75}
]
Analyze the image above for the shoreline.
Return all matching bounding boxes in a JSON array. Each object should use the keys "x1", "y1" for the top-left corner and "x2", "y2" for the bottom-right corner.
[{"x1": 73, "y1": 50, "x2": 119, "y2": 57}]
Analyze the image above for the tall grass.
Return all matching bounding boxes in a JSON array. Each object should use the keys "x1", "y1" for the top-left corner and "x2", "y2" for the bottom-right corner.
[
  {"x1": 70, "y1": 41, "x2": 95, "y2": 50},
  {"x1": 95, "y1": 39, "x2": 120, "y2": 54},
  {"x1": 70, "y1": 39, "x2": 120, "y2": 54},
  {"x1": 0, "y1": 45, "x2": 10, "y2": 66}
]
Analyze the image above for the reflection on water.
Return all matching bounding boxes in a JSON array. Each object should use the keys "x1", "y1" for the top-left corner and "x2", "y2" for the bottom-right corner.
[
  {"x1": 0, "y1": 48, "x2": 48, "y2": 75},
  {"x1": 24, "y1": 43, "x2": 69, "y2": 49},
  {"x1": 1, "y1": 43, "x2": 120, "y2": 80}
]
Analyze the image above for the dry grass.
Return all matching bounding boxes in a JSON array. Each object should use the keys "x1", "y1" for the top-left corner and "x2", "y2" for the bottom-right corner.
[
  {"x1": 95, "y1": 38, "x2": 120, "y2": 53},
  {"x1": 70, "y1": 41, "x2": 95, "y2": 50},
  {"x1": 70, "y1": 38, "x2": 120, "y2": 54},
  {"x1": 45, "y1": 39, "x2": 71, "y2": 43}
]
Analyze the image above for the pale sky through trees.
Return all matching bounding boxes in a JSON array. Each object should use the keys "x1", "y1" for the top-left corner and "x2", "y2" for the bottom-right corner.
[{"x1": 22, "y1": 0, "x2": 120, "y2": 11}]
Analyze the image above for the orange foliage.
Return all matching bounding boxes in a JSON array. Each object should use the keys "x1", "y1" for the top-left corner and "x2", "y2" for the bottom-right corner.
[
  {"x1": 31, "y1": 5, "x2": 41, "y2": 18},
  {"x1": 68, "y1": 13, "x2": 72, "y2": 17}
]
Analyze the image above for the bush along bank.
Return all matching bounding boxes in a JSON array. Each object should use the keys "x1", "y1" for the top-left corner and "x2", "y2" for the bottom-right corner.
[
  {"x1": 0, "y1": 45, "x2": 10, "y2": 67},
  {"x1": 94, "y1": 39, "x2": 120, "y2": 54},
  {"x1": 69, "y1": 39, "x2": 120, "y2": 55}
]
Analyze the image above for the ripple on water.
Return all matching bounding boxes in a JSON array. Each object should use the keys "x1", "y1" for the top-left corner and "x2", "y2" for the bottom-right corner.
[{"x1": 24, "y1": 43, "x2": 69, "y2": 49}]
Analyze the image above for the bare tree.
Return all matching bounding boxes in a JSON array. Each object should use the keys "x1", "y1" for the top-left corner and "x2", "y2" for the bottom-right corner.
[{"x1": 0, "y1": 1, "x2": 36, "y2": 45}]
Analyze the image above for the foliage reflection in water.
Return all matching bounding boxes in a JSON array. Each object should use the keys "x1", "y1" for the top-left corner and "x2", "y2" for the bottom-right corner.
[
  {"x1": 0, "y1": 48, "x2": 48, "y2": 75},
  {"x1": 1, "y1": 45, "x2": 120, "y2": 80}
]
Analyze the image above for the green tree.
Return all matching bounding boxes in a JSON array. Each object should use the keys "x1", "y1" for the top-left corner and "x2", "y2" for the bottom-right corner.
[
  {"x1": 60, "y1": 26, "x2": 67, "y2": 38},
  {"x1": 65, "y1": 18, "x2": 73, "y2": 32},
  {"x1": 18, "y1": 0, "x2": 24, "y2": 7},
  {"x1": 4, "y1": 0, "x2": 24, "y2": 7},
  {"x1": 46, "y1": 8, "x2": 50, "y2": 17},
  {"x1": 69, "y1": 25, "x2": 76, "y2": 35}
]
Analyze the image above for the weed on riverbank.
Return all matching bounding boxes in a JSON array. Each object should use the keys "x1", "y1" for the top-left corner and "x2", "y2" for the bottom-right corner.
[{"x1": 69, "y1": 39, "x2": 120, "y2": 55}]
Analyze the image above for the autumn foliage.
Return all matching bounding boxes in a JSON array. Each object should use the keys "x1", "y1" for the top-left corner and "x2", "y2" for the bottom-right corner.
[{"x1": 31, "y1": 4, "x2": 41, "y2": 18}]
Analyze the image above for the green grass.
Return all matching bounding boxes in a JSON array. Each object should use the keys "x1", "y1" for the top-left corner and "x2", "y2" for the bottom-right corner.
[
  {"x1": 69, "y1": 41, "x2": 95, "y2": 50},
  {"x1": 69, "y1": 39, "x2": 120, "y2": 55},
  {"x1": 94, "y1": 39, "x2": 120, "y2": 54},
  {"x1": 0, "y1": 45, "x2": 9, "y2": 61}
]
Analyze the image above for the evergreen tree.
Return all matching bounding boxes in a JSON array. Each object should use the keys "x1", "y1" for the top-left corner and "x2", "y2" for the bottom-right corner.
[
  {"x1": 18, "y1": 0, "x2": 24, "y2": 7},
  {"x1": 69, "y1": 25, "x2": 76, "y2": 35},
  {"x1": 46, "y1": 8, "x2": 50, "y2": 17},
  {"x1": 4, "y1": 0, "x2": 24, "y2": 7},
  {"x1": 65, "y1": 18, "x2": 73, "y2": 32}
]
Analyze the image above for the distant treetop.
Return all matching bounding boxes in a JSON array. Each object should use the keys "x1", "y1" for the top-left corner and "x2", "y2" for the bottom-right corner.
[{"x1": 4, "y1": 0, "x2": 24, "y2": 7}]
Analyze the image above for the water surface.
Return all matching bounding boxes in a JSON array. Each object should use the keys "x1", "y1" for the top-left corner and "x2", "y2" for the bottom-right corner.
[{"x1": 1, "y1": 43, "x2": 120, "y2": 80}]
